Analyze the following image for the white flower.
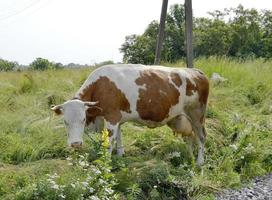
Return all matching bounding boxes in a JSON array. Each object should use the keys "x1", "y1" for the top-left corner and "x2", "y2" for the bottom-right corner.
[
  {"x1": 66, "y1": 157, "x2": 72, "y2": 161},
  {"x1": 48, "y1": 180, "x2": 56, "y2": 185},
  {"x1": 89, "y1": 196, "x2": 100, "y2": 200},
  {"x1": 105, "y1": 188, "x2": 114, "y2": 194},
  {"x1": 92, "y1": 168, "x2": 101, "y2": 175},
  {"x1": 81, "y1": 181, "x2": 88, "y2": 188},
  {"x1": 98, "y1": 179, "x2": 106, "y2": 185},
  {"x1": 189, "y1": 170, "x2": 194, "y2": 176},
  {"x1": 51, "y1": 184, "x2": 59, "y2": 190},
  {"x1": 241, "y1": 155, "x2": 245, "y2": 159},
  {"x1": 86, "y1": 175, "x2": 93, "y2": 181},
  {"x1": 245, "y1": 143, "x2": 254, "y2": 152},
  {"x1": 230, "y1": 144, "x2": 238, "y2": 151},
  {"x1": 71, "y1": 183, "x2": 76, "y2": 188},
  {"x1": 79, "y1": 161, "x2": 89, "y2": 167},
  {"x1": 79, "y1": 155, "x2": 85, "y2": 159},
  {"x1": 59, "y1": 194, "x2": 66, "y2": 199},
  {"x1": 169, "y1": 151, "x2": 181, "y2": 158},
  {"x1": 89, "y1": 187, "x2": 95, "y2": 193}
]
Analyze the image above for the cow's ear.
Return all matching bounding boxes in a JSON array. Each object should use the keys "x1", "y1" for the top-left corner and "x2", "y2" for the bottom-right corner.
[
  {"x1": 51, "y1": 105, "x2": 63, "y2": 115},
  {"x1": 86, "y1": 106, "x2": 103, "y2": 117}
]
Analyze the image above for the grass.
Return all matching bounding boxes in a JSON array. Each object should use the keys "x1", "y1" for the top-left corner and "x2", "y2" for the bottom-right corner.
[{"x1": 0, "y1": 58, "x2": 271, "y2": 199}]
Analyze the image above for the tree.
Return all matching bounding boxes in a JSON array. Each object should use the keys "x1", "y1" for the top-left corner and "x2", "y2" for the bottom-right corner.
[
  {"x1": 30, "y1": 58, "x2": 51, "y2": 70},
  {"x1": 260, "y1": 10, "x2": 272, "y2": 58},
  {"x1": 120, "y1": 4, "x2": 272, "y2": 63},
  {"x1": 228, "y1": 5, "x2": 263, "y2": 58},
  {"x1": 53, "y1": 62, "x2": 64, "y2": 69},
  {"x1": 0, "y1": 58, "x2": 18, "y2": 71},
  {"x1": 29, "y1": 58, "x2": 62, "y2": 70},
  {"x1": 194, "y1": 17, "x2": 232, "y2": 57},
  {"x1": 120, "y1": 5, "x2": 185, "y2": 64}
]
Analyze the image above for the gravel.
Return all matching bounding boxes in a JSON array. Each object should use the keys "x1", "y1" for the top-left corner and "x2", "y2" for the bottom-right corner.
[{"x1": 217, "y1": 174, "x2": 272, "y2": 200}]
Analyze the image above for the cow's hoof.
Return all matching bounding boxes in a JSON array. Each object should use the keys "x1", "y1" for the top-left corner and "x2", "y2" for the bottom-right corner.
[
  {"x1": 196, "y1": 157, "x2": 204, "y2": 166},
  {"x1": 117, "y1": 147, "x2": 125, "y2": 156}
]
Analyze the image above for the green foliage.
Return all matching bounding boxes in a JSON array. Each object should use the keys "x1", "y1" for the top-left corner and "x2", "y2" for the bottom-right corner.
[
  {"x1": 244, "y1": 82, "x2": 267, "y2": 105},
  {"x1": 30, "y1": 58, "x2": 63, "y2": 70},
  {"x1": 18, "y1": 74, "x2": 36, "y2": 94},
  {"x1": 30, "y1": 58, "x2": 51, "y2": 70},
  {"x1": 0, "y1": 58, "x2": 18, "y2": 71},
  {"x1": 121, "y1": 4, "x2": 272, "y2": 64},
  {"x1": 120, "y1": 4, "x2": 185, "y2": 64},
  {"x1": 15, "y1": 133, "x2": 119, "y2": 200},
  {"x1": 194, "y1": 18, "x2": 232, "y2": 57}
]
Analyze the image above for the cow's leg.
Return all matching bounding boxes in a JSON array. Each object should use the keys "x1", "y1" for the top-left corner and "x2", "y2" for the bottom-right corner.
[
  {"x1": 187, "y1": 107, "x2": 207, "y2": 166},
  {"x1": 94, "y1": 117, "x2": 104, "y2": 133},
  {"x1": 183, "y1": 136, "x2": 195, "y2": 159},
  {"x1": 194, "y1": 125, "x2": 206, "y2": 166},
  {"x1": 116, "y1": 125, "x2": 124, "y2": 156},
  {"x1": 104, "y1": 121, "x2": 119, "y2": 154}
]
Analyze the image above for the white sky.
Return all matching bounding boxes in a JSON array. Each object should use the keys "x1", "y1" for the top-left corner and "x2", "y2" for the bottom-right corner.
[{"x1": 0, "y1": 0, "x2": 271, "y2": 65}]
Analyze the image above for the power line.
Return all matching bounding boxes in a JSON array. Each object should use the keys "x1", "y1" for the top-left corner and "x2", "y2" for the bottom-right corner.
[{"x1": 0, "y1": 0, "x2": 41, "y2": 21}]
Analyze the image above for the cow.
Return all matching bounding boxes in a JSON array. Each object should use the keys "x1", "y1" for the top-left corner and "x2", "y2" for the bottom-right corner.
[{"x1": 51, "y1": 64, "x2": 209, "y2": 165}]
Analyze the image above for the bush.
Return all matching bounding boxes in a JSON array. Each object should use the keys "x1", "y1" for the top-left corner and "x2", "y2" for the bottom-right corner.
[
  {"x1": 0, "y1": 58, "x2": 18, "y2": 71},
  {"x1": 19, "y1": 74, "x2": 36, "y2": 94},
  {"x1": 15, "y1": 130, "x2": 119, "y2": 200},
  {"x1": 245, "y1": 83, "x2": 267, "y2": 105},
  {"x1": 30, "y1": 58, "x2": 63, "y2": 70}
]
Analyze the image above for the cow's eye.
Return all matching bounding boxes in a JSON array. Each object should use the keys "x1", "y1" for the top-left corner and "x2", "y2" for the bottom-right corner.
[{"x1": 82, "y1": 118, "x2": 86, "y2": 123}]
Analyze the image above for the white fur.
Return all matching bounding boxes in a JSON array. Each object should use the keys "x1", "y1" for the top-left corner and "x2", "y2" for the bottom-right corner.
[
  {"x1": 75, "y1": 64, "x2": 199, "y2": 125},
  {"x1": 55, "y1": 100, "x2": 88, "y2": 146}
]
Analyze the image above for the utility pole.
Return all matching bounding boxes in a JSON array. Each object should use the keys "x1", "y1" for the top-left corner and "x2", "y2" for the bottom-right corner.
[
  {"x1": 154, "y1": 0, "x2": 168, "y2": 65},
  {"x1": 185, "y1": 0, "x2": 193, "y2": 68}
]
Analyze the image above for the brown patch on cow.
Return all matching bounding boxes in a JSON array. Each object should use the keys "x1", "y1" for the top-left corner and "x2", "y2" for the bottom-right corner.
[
  {"x1": 194, "y1": 74, "x2": 209, "y2": 106},
  {"x1": 186, "y1": 71, "x2": 209, "y2": 106},
  {"x1": 170, "y1": 72, "x2": 182, "y2": 87},
  {"x1": 51, "y1": 105, "x2": 63, "y2": 115},
  {"x1": 186, "y1": 78, "x2": 197, "y2": 96},
  {"x1": 86, "y1": 106, "x2": 103, "y2": 118},
  {"x1": 79, "y1": 76, "x2": 131, "y2": 125},
  {"x1": 53, "y1": 107, "x2": 62, "y2": 115},
  {"x1": 135, "y1": 70, "x2": 180, "y2": 122}
]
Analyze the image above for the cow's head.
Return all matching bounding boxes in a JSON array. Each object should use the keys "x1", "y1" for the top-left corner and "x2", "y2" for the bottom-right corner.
[{"x1": 51, "y1": 99, "x2": 102, "y2": 148}]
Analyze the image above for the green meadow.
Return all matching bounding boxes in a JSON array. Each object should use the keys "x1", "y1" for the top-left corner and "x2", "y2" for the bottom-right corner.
[{"x1": 0, "y1": 57, "x2": 271, "y2": 199}]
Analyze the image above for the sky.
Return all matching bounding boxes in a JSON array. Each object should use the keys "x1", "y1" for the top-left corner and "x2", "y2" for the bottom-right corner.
[{"x1": 0, "y1": 0, "x2": 271, "y2": 65}]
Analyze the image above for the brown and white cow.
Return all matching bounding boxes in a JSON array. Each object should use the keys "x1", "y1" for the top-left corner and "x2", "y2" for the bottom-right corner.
[{"x1": 51, "y1": 64, "x2": 209, "y2": 165}]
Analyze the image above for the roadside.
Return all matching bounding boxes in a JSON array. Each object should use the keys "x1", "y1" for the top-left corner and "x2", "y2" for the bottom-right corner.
[{"x1": 217, "y1": 174, "x2": 272, "y2": 200}]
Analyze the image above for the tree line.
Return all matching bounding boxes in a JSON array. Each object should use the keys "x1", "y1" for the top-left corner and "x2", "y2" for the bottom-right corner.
[
  {"x1": 0, "y1": 57, "x2": 114, "y2": 72},
  {"x1": 0, "y1": 57, "x2": 63, "y2": 71},
  {"x1": 120, "y1": 4, "x2": 272, "y2": 64}
]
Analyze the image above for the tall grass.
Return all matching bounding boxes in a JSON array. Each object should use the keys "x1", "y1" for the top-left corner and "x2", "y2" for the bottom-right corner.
[{"x1": 0, "y1": 58, "x2": 271, "y2": 199}]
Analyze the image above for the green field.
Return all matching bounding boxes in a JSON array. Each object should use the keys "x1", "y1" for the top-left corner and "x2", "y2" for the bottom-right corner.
[{"x1": 0, "y1": 57, "x2": 271, "y2": 199}]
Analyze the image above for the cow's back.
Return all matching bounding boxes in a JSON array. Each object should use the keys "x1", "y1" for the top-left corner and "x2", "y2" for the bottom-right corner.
[{"x1": 75, "y1": 64, "x2": 208, "y2": 126}]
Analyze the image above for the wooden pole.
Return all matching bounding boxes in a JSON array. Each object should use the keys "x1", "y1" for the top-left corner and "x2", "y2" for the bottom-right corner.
[
  {"x1": 154, "y1": 0, "x2": 168, "y2": 65},
  {"x1": 185, "y1": 0, "x2": 193, "y2": 68}
]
